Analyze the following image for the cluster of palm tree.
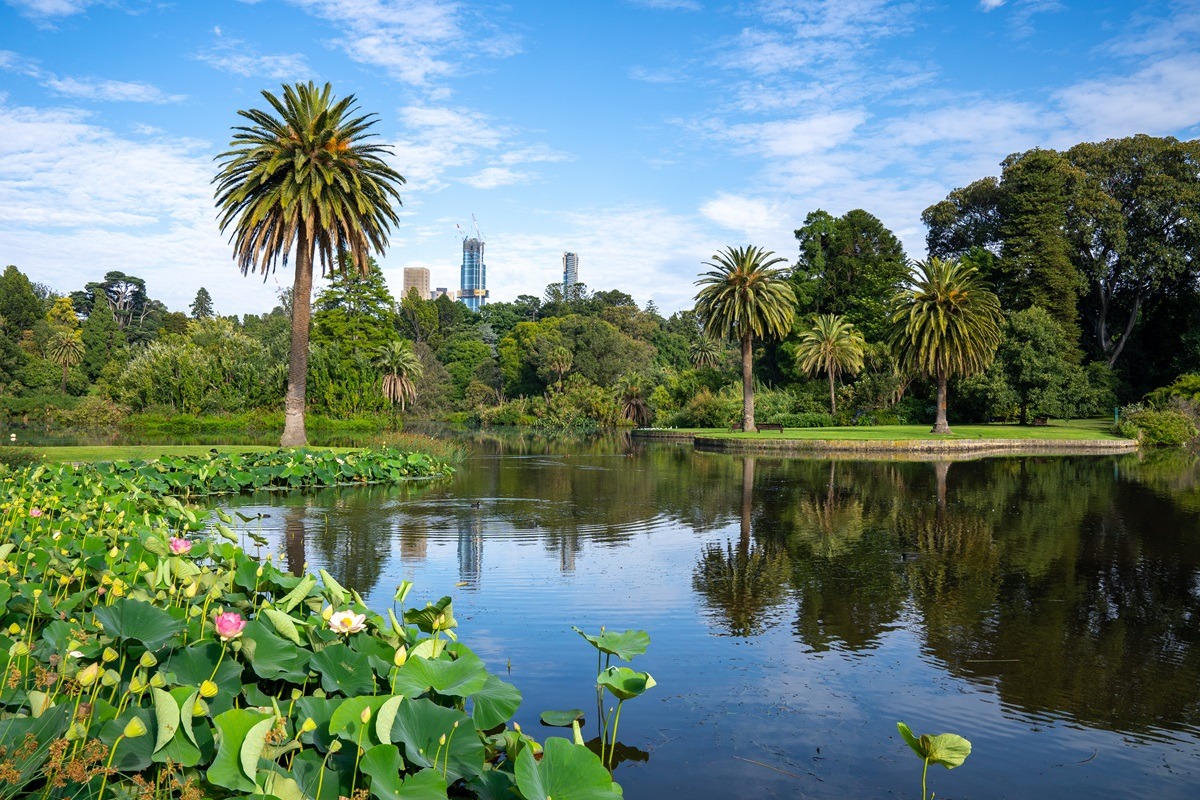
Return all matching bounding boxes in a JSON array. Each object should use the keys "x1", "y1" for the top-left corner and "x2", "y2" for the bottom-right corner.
[{"x1": 695, "y1": 250, "x2": 1002, "y2": 434}]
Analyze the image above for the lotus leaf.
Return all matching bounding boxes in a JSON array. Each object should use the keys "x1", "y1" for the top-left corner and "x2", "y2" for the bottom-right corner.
[
  {"x1": 162, "y1": 642, "x2": 245, "y2": 716},
  {"x1": 208, "y1": 708, "x2": 273, "y2": 792},
  {"x1": 99, "y1": 707, "x2": 157, "y2": 772},
  {"x1": 93, "y1": 597, "x2": 185, "y2": 651},
  {"x1": 240, "y1": 619, "x2": 309, "y2": 681},
  {"x1": 597, "y1": 666, "x2": 656, "y2": 700},
  {"x1": 310, "y1": 642, "x2": 376, "y2": 696},
  {"x1": 406, "y1": 596, "x2": 457, "y2": 634},
  {"x1": 290, "y1": 749, "x2": 352, "y2": 800},
  {"x1": 470, "y1": 673, "x2": 523, "y2": 730},
  {"x1": 539, "y1": 709, "x2": 586, "y2": 728},
  {"x1": 329, "y1": 695, "x2": 394, "y2": 747},
  {"x1": 515, "y1": 737, "x2": 623, "y2": 800},
  {"x1": 389, "y1": 697, "x2": 484, "y2": 783},
  {"x1": 897, "y1": 722, "x2": 972, "y2": 769},
  {"x1": 572, "y1": 627, "x2": 650, "y2": 661},
  {"x1": 392, "y1": 648, "x2": 488, "y2": 699}
]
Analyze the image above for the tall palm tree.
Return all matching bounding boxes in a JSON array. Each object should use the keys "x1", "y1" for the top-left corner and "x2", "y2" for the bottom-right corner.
[
  {"x1": 694, "y1": 246, "x2": 796, "y2": 431},
  {"x1": 214, "y1": 82, "x2": 405, "y2": 447},
  {"x1": 47, "y1": 331, "x2": 84, "y2": 394},
  {"x1": 888, "y1": 258, "x2": 1002, "y2": 434},
  {"x1": 793, "y1": 314, "x2": 866, "y2": 415},
  {"x1": 376, "y1": 340, "x2": 423, "y2": 418},
  {"x1": 618, "y1": 373, "x2": 653, "y2": 427}
]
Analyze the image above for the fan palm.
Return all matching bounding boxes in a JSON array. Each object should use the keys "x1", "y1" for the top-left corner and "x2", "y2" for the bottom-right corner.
[
  {"x1": 688, "y1": 336, "x2": 722, "y2": 369},
  {"x1": 793, "y1": 314, "x2": 866, "y2": 415},
  {"x1": 888, "y1": 258, "x2": 1002, "y2": 434},
  {"x1": 618, "y1": 373, "x2": 653, "y2": 427},
  {"x1": 694, "y1": 246, "x2": 796, "y2": 431},
  {"x1": 214, "y1": 81, "x2": 405, "y2": 446},
  {"x1": 47, "y1": 331, "x2": 85, "y2": 394},
  {"x1": 376, "y1": 340, "x2": 423, "y2": 416}
]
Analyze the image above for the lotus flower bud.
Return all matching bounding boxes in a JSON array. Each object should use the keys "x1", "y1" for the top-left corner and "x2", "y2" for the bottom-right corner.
[
  {"x1": 393, "y1": 646, "x2": 407, "y2": 667},
  {"x1": 102, "y1": 647, "x2": 119, "y2": 663},
  {"x1": 101, "y1": 669, "x2": 121, "y2": 687},
  {"x1": 193, "y1": 700, "x2": 208, "y2": 716},
  {"x1": 321, "y1": 605, "x2": 334, "y2": 622},
  {"x1": 327, "y1": 740, "x2": 342, "y2": 754},
  {"x1": 139, "y1": 652, "x2": 158, "y2": 669},
  {"x1": 185, "y1": 581, "x2": 199, "y2": 598},
  {"x1": 77, "y1": 663, "x2": 101, "y2": 687},
  {"x1": 108, "y1": 547, "x2": 120, "y2": 559},
  {"x1": 123, "y1": 717, "x2": 148, "y2": 739},
  {"x1": 9, "y1": 642, "x2": 30, "y2": 657},
  {"x1": 300, "y1": 717, "x2": 317, "y2": 734},
  {"x1": 65, "y1": 721, "x2": 87, "y2": 741},
  {"x1": 256, "y1": 566, "x2": 264, "y2": 578},
  {"x1": 438, "y1": 734, "x2": 446, "y2": 746},
  {"x1": 513, "y1": 722, "x2": 521, "y2": 733},
  {"x1": 7, "y1": 623, "x2": 20, "y2": 635},
  {"x1": 129, "y1": 674, "x2": 147, "y2": 694},
  {"x1": 149, "y1": 672, "x2": 166, "y2": 688},
  {"x1": 359, "y1": 707, "x2": 371, "y2": 724},
  {"x1": 200, "y1": 680, "x2": 219, "y2": 698}
]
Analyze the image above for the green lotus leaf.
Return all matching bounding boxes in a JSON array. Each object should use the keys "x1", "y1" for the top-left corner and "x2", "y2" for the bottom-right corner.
[
  {"x1": 162, "y1": 642, "x2": 244, "y2": 716},
  {"x1": 310, "y1": 643, "x2": 376, "y2": 696},
  {"x1": 259, "y1": 607, "x2": 305, "y2": 645},
  {"x1": 93, "y1": 598, "x2": 185, "y2": 651},
  {"x1": 596, "y1": 666, "x2": 656, "y2": 700},
  {"x1": 571, "y1": 627, "x2": 650, "y2": 661},
  {"x1": 392, "y1": 648, "x2": 488, "y2": 699},
  {"x1": 539, "y1": 709, "x2": 586, "y2": 728},
  {"x1": 405, "y1": 596, "x2": 457, "y2": 634},
  {"x1": 151, "y1": 688, "x2": 180, "y2": 754},
  {"x1": 295, "y1": 696, "x2": 341, "y2": 752},
  {"x1": 207, "y1": 708, "x2": 273, "y2": 793},
  {"x1": 896, "y1": 722, "x2": 972, "y2": 769},
  {"x1": 467, "y1": 770, "x2": 518, "y2": 800},
  {"x1": 471, "y1": 673, "x2": 523, "y2": 731},
  {"x1": 240, "y1": 619, "x2": 309, "y2": 681},
  {"x1": 515, "y1": 737, "x2": 623, "y2": 800},
  {"x1": 389, "y1": 697, "x2": 484, "y2": 783},
  {"x1": 359, "y1": 744, "x2": 426, "y2": 800},
  {"x1": 152, "y1": 687, "x2": 204, "y2": 767},
  {"x1": 290, "y1": 749, "x2": 350, "y2": 800},
  {"x1": 329, "y1": 695, "x2": 394, "y2": 747},
  {"x1": 99, "y1": 707, "x2": 156, "y2": 772}
]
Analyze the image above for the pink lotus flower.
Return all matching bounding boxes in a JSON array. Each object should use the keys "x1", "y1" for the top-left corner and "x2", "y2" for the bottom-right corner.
[
  {"x1": 29, "y1": 507, "x2": 43, "y2": 518},
  {"x1": 169, "y1": 537, "x2": 192, "y2": 555},
  {"x1": 214, "y1": 612, "x2": 246, "y2": 641}
]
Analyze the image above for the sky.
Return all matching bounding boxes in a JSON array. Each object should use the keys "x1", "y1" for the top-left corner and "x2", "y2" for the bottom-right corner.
[{"x1": 2, "y1": 0, "x2": 1199, "y2": 318}]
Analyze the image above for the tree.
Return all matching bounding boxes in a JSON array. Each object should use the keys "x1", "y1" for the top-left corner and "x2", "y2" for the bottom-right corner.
[
  {"x1": 888, "y1": 258, "x2": 1003, "y2": 434},
  {"x1": 793, "y1": 209, "x2": 908, "y2": 341},
  {"x1": 80, "y1": 300, "x2": 125, "y2": 380},
  {"x1": 544, "y1": 346, "x2": 572, "y2": 391},
  {"x1": 793, "y1": 314, "x2": 866, "y2": 415},
  {"x1": 996, "y1": 307, "x2": 1090, "y2": 424},
  {"x1": 694, "y1": 246, "x2": 796, "y2": 431},
  {"x1": 214, "y1": 81, "x2": 405, "y2": 446},
  {"x1": 46, "y1": 330, "x2": 85, "y2": 394},
  {"x1": 376, "y1": 340, "x2": 423, "y2": 417},
  {"x1": 618, "y1": 373, "x2": 653, "y2": 427},
  {"x1": 688, "y1": 336, "x2": 721, "y2": 369},
  {"x1": 191, "y1": 288, "x2": 215, "y2": 319},
  {"x1": 0, "y1": 265, "x2": 44, "y2": 334}
]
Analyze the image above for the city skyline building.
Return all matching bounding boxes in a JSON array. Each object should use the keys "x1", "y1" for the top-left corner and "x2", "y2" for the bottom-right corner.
[
  {"x1": 563, "y1": 251, "x2": 579, "y2": 294},
  {"x1": 459, "y1": 236, "x2": 488, "y2": 312},
  {"x1": 402, "y1": 267, "x2": 430, "y2": 301}
]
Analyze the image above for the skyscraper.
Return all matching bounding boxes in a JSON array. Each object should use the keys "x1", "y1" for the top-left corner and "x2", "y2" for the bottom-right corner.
[
  {"x1": 563, "y1": 251, "x2": 579, "y2": 294},
  {"x1": 459, "y1": 237, "x2": 488, "y2": 312},
  {"x1": 402, "y1": 267, "x2": 430, "y2": 300}
]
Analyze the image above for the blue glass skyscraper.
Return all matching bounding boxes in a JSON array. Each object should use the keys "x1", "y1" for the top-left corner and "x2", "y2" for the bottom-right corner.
[{"x1": 459, "y1": 237, "x2": 488, "y2": 312}]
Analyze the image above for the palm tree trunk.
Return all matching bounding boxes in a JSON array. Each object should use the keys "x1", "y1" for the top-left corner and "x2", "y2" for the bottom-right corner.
[
  {"x1": 61, "y1": 364, "x2": 68, "y2": 394},
  {"x1": 741, "y1": 332, "x2": 755, "y2": 431},
  {"x1": 739, "y1": 456, "x2": 755, "y2": 557},
  {"x1": 931, "y1": 364, "x2": 952, "y2": 434},
  {"x1": 281, "y1": 227, "x2": 313, "y2": 448},
  {"x1": 828, "y1": 369, "x2": 836, "y2": 416}
]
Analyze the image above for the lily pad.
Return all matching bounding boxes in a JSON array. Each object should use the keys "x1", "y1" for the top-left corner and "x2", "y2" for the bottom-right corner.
[
  {"x1": 539, "y1": 709, "x2": 586, "y2": 728},
  {"x1": 572, "y1": 627, "x2": 650, "y2": 661}
]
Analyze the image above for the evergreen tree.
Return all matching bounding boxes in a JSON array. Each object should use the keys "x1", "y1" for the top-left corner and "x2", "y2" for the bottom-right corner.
[
  {"x1": 0, "y1": 265, "x2": 45, "y2": 334},
  {"x1": 190, "y1": 287, "x2": 215, "y2": 319},
  {"x1": 81, "y1": 301, "x2": 126, "y2": 381}
]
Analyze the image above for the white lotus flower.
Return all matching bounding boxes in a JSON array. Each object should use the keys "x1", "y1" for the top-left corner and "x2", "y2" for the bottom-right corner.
[{"x1": 329, "y1": 610, "x2": 367, "y2": 635}]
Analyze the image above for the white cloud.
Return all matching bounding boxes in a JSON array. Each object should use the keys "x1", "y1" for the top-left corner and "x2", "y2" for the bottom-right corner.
[
  {"x1": 626, "y1": 0, "x2": 702, "y2": 11},
  {"x1": 979, "y1": 0, "x2": 1005, "y2": 9},
  {"x1": 1055, "y1": 53, "x2": 1200, "y2": 138},
  {"x1": 700, "y1": 193, "x2": 789, "y2": 238},
  {"x1": 461, "y1": 167, "x2": 529, "y2": 189},
  {"x1": 4, "y1": 0, "x2": 96, "y2": 18},
  {"x1": 43, "y1": 76, "x2": 185, "y2": 103},
  {"x1": 280, "y1": 0, "x2": 520, "y2": 88},
  {"x1": 724, "y1": 110, "x2": 868, "y2": 158},
  {"x1": 0, "y1": 99, "x2": 279, "y2": 315},
  {"x1": 195, "y1": 49, "x2": 312, "y2": 81}
]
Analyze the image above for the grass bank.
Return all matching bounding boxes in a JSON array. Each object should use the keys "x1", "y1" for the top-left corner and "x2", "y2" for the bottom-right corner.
[{"x1": 663, "y1": 419, "x2": 1129, "y2": 441}]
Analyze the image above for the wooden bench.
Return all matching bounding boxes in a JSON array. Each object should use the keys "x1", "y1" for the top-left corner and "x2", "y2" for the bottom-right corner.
[
  {"x1": 1032, "y1": 417, "x2": 1049, "y2": 426},
  {"x1": 756, "y1": 423, "x2": 784, "y2": 433}
]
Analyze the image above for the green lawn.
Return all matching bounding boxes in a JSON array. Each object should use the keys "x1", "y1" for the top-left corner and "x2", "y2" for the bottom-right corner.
[
  {"x1": 691, "y1": 419, "x2": 1129, "y2": 441},
  {"x1": 32, "y1": 444, "x2": 356, "y2": 464}
]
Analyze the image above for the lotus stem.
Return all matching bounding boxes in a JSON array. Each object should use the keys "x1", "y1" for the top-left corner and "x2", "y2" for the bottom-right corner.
[
  {"x1": 606, "y1": 699, "x2": 625, "y2": 770},
  {"x1": 96, "y1": 734, "x2": 125, "y2": 800},
  {"x1": 922, "y1": 756, "x2": 929, "y2": 800}
]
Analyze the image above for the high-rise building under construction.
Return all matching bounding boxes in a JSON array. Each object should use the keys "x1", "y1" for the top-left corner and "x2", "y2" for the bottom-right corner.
[
  {"x1": 563, "y1": 252, "x2": 579, "y2": 294},
  {"x1": 459, "y1": 237, "x2": 488, "y2": 312}
]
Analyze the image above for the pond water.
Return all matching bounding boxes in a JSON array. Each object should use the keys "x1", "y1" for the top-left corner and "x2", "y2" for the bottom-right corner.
[{"x1": 219, "y1": 430, "x2": 1200, "y2": 799}]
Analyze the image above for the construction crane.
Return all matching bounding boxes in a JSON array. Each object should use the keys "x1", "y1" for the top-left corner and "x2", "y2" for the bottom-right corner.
[{"x1": 472, "y1": 214, "x2": 483, "y2": 241}]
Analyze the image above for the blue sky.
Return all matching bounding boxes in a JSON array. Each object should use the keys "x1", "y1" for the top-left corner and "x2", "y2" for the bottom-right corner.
[{"x1": 2, "y1": 0, "x2": 1199, "y2": 317}]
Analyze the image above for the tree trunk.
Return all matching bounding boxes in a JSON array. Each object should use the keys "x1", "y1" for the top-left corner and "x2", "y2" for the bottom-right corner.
[
  {"x1": 60, "y1": 364, "x2": 68, "y2": 394},
  {"x1": 741, "y1": 332, "x2": 755, "y2": 431},
  {"x1": 281, "y1": 228, "x2": 313, "y2": 448},
  {"x1": 828, "y1": 369, "x2": 836, "y2": 416},
  {"x1": 739, "y1": 456, "x2": 755, "y2": 557},
  {"x1": 931, "y1": 364, "x2": 952, "y2": 434}
]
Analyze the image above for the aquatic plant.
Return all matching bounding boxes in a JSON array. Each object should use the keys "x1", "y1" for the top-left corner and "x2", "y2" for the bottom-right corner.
[
  {"x1": 0, "y1": 450, "x2": 623, "y2": 799},
  {"x1": 896, "y1": 721, "x2": 972, "y2": 800}
]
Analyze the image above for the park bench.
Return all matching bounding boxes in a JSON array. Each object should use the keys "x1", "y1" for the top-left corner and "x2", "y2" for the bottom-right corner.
[
  {"x1": 1032, "y1": 417, "x2": 1049, "y2": 426},
  {"x1": 756, "y1": 423, "x2": 784, "y2": 433}
]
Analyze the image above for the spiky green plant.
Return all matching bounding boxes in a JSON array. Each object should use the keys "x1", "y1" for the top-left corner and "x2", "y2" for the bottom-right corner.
[
  {"x1": 376, "y1": 340, "x2": 423, "y2": 415},
  {"x1": 214, "y1": 81, "x2": 405, "y2": 447},
  {"x1": 888, "y1": 258, "x2": 1002, "y2": 434},
  {"x1": 694, "y1": 246, "x2": 796, "y2": 431}
]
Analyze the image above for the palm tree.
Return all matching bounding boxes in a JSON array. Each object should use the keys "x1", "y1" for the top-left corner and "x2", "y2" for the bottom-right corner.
[
  {"x1": 376, "y1": 340, "x2": 423, "y2": 419},
  {"x1": 888, "y1": 258, "x2": 1002, "y2": 434},
  {"x1": 694, "y1": 246, "x2": 796, "y2": 431},
  {"x1": 618, "y1": 373, "x2": 653, "y2": 428},
  {"x1": 214, "y1": 82, "x2": 405, "y2": 447},
  {"x1": 47, "y1": 331, "x2": 84, "y2": 394},
  {"x1": 793, "y1": 314, "x2": 866, "y2": 415},
  {"x1": 688, "y1": 336, "x2": 721, "y2": 369},
  {"x1": 546, "y1": 347, "x2": 572, "y2": 392}
]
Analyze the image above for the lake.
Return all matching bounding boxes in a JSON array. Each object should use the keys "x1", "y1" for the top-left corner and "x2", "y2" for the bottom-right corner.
[{"x1": 220, "y1": 430, "x2": 1200, "y2": 799}]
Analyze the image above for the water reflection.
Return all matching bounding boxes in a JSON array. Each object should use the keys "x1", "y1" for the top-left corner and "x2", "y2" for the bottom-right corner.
[{"x1": 224, "y1": 435, "x2": 1200, "y2": 785}]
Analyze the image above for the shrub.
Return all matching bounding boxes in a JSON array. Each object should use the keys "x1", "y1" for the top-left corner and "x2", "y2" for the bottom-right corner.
[
  {"x1": 53, "y1": 394, "x2": 129, "y2": 428},
  {"x1": 1115, "y1": 407, "x2": 1198, "y2": 446},
  {"x1": 0, "y1": 445, "x2": 40, "y2": 468}
]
